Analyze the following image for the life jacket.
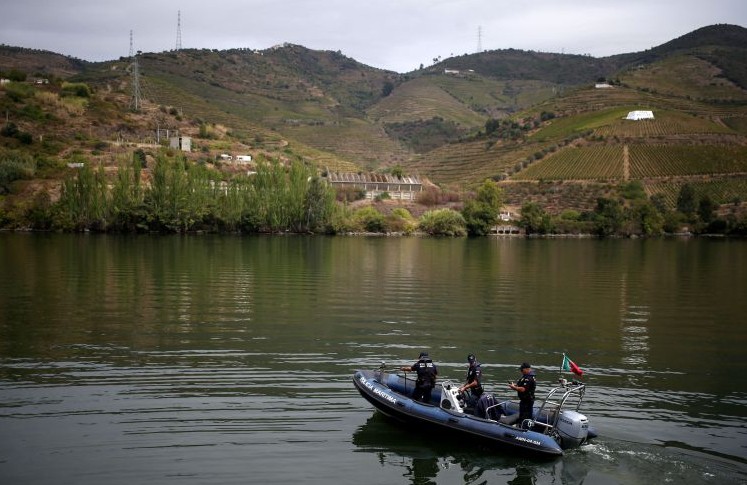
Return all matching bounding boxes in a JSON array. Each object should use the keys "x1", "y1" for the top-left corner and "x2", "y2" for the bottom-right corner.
[{"x1": 415, "y1": 358, "x2": 437, "y2": 388}]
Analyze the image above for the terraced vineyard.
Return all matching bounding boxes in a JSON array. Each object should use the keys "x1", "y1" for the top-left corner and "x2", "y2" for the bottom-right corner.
[
  {"x1": 366, "y1": 77, "x2": 485, "y2": 127},
  {"x1": 283, "y1": 119, "x2": 410, "y2": 170},
  {"x1": 629, "y1": 145, "x2": 747, "y2": 177},
  {"x1": 512, "y1": 146, "x2": 624, "y2": 180},
  {"x1": 644, "y1": 175, "x2": 747, "y2": 207},
  {"x1": 500, "y1": 181, "x2": 617, "y2": 214},
  {"x1": 408, "y1": 139, "x2": 537, "y2": 185},
  {"x1": 428, "y1": 75, "x2": 557, "y2": 113},
  {"x1": 621, "y1": 53, "x2": 747, "y2": 102},
  {"x1": 593, "y1": 110, "x2": 733, "y2": 137}
]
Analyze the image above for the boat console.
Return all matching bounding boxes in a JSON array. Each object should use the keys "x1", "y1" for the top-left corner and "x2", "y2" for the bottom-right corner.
[{"x1": 439, "y1": 380, "x2": 466, "y2": 412}]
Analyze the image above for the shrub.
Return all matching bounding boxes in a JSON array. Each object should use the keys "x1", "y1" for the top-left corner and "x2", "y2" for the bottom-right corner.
[
  {"x1": 387, "y1": 208, "x2": 417, "y2": 234},
  {"x1": 353, "y1": 206, "x2": 386, "y2": 233},
  {"x1": 0, "y1": 151, "x2": 36, "y2": 194},
  {"x1": 418, "y1": 209, "x2": 467, "y2": 236},
  {"x1": 61, "y1": 82, "x2": 92, "y2": 98}
]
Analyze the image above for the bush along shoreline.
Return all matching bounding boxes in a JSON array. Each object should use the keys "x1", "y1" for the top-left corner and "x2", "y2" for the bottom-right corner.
[{"x1": 2, "y1": 153, "x2": 746, "y2": 237}]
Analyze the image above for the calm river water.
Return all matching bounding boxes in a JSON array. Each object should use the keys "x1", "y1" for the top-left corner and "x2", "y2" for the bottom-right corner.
[{"x1": 0, "y1": 234, "x2": 745, "y2": 484}]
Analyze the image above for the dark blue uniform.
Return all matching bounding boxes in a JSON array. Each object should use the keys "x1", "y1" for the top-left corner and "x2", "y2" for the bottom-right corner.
[
  {"x1": 464, "y1": 360, "x2": 484, "y2": 408},
  {"x1": 515, "y1": 371, "x2": 536, "y2": 421},
  {"x1": 466, "y1": 363, "x2": 483, "y2": 395},
  {"x1": 411, "y1": 357, "x2": 438, "y2": 403}
]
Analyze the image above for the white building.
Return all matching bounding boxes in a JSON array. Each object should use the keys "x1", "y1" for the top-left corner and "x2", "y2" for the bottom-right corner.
[{"x1": 625, "y1": 110, "x2": 654, "y2": 121}]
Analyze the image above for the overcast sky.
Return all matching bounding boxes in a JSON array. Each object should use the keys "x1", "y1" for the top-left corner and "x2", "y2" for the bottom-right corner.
[{"x1": 2, "y1": 0, "x2": 745, "y2": 73}]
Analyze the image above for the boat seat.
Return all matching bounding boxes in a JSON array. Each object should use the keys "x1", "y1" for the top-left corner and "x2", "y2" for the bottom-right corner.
[{"x1": 499, "y1": 414, "x2": 520, "y2": 425}]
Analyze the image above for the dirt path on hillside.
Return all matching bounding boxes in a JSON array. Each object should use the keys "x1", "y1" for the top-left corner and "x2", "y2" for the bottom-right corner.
[{"x1": 623, "y1": 145, "x2": 630, "y2": 181}]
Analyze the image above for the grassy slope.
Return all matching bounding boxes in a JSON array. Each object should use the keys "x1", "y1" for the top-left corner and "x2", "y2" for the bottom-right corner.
[{"x1": 4, "y1": 25, "x2": 747, "y2": 214}]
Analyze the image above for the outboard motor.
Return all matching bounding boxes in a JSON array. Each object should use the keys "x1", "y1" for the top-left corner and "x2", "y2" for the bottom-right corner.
[{"x1": 554, "y1": 410, "x2": 589, "y2": 448}]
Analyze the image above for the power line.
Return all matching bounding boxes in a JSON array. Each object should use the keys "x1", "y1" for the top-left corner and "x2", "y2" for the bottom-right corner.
[{"x1": 477, "y1": 25, "x2": 483, "y2": 53}]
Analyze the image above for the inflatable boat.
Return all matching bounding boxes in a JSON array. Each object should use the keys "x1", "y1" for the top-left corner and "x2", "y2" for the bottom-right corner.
[{"x1": 353, "y1": 367, "x2": 595, "y2": 457}]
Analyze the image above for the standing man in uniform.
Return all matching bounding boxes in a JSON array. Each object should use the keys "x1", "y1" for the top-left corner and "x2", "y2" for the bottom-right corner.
[
  {"x1": 509, "y1": 362, "x2": 536, "y2": 426},
  {"x1": 458, "y1": 353, "x2": 484, "y2": 411},
  {"x1": 401, "y1": 352, "x2": 438, "y2": 403}
]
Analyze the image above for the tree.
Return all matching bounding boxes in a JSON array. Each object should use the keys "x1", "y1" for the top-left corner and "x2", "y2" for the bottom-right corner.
[
  {"x1": 461, "y1": 180, "x2": 504, "y2": 236},
  {"x1": 382, "y1": 81, "x2": 394, "y2": 97},
  {"x1": 621, "y1": 180, "x2": 646, "y2": 201},
  {"x1": 697, "y1": 194, "x2": 717, "y2": 224},
  {"x1": 304, "y1": 176, "x2": 335, "y2": 233},
  {"x1": 629, "y1": 200, "x2": 664, "y2": 236},
  {"x1": 593, "y1": 197, "x2": 624, "y2": 236},
  {"x1": 676, "y1": 184, "x2": 697, "y2": 219},
  {"x1": 519, "y1": 202, "x2": 552, "y2": 235}
]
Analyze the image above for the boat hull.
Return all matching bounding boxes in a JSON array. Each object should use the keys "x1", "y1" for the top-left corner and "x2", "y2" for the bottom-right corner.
[{"x1": 353, "y1": 369, "x2": 563, "y2": 457}]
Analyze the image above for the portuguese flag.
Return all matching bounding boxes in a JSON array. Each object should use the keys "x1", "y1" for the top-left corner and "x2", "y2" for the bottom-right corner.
[{"x1": 562, "y1": 354, "x2": 584, "y2": 376}]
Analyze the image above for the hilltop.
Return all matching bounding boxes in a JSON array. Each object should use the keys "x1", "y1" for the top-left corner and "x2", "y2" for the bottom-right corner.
[{"x1": 1, "y1": 23, "x2": 747, "y2": 230}]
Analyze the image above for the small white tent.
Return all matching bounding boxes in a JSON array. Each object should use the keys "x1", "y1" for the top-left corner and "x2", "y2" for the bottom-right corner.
[{"x1": 626, "y1": 110, "x2": 654, "y2": 121}]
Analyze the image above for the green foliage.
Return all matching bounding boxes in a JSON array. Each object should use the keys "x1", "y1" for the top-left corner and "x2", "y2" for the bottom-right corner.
[
  {"x1": 335, "y1": 185, "x2": 365, "y2": 202},
  {"x1": 484, "y1": 118, "x2": 529, "y2": 140},
  {"x1": 352, "y1": 206, "x2": 387, "y2": 233},
  {"x1": 0, "y1": 150, "x2": 36, "y2": 194},
  {"x1": 621, "y1": 180, "x2": 646, "y2": 200},
  {"x1": 627, "y1": 200, "x2": 664, "y2": 236},
  {"x1": 384, "y1": 117, "x2": 466, "y2": 153},
  {"x1": 60, "y1": 82, "x2": 92, "y2": 98},
  {"x1": 3, "y1": 82, "x2": 34, "y2": 102},
  {"x1": 461, "y1": 180, "x2": 504, "y2": 236},
  {"x1": 304, "y1": 175, "x2": 336, "y2": 233},
  {"x1": 676, "y1": 184, "x2": 697, "y2": 219},
  {"x1": 418, "y1": 208, "x2": 467, "y2": 236},
  {"x1": 49, "y1": 152, "x2": 335, "y2": 234},
  {"x1": 519, "y1": 202, "x2": 553, "y2": 235},
  {"x1": 697, "y1": 195, "x2": 717, "y2": 224},
  {"x1": 57, "y1": 161, "x2": 109, "y2": 230},
  {"x1": 387, "y1": 208, "x2": 417, "y2": 234},
  {"x1": 593, "y1": 197, "x2": 625, "y2": 236}
]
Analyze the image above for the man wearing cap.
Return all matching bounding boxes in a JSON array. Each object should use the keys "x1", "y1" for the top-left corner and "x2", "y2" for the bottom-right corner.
[
  {"x1": 509, "y1": 362, "x2": 536, "y2": 424},
  {"x1": 401, "y1": 352, "x2": 438, "y2": 403},
  {"x1": 458, "y1": 354, "x2": 484, "y2": 411}
]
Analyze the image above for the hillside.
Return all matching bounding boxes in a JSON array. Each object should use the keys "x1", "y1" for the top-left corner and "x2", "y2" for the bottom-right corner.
[{"x1": 2, "y1": 23, "x2": 747, "y2": 222}]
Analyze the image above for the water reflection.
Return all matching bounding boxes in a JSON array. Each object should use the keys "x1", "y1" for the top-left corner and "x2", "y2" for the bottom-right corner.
[{"x1": 352, "y1": 414, "x2": 591, "y2": 485}]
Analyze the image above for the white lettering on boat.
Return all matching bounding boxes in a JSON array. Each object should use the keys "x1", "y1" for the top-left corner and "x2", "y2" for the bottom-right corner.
[
  {"x1": 359, "y1": 374, "x2": 398, "y2": 405},
  {"x1": 514, "y1": 436, "x2": 542, "y2": 446}
]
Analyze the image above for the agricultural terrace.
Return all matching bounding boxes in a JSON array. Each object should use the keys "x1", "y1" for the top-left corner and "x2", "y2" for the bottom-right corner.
[
  {"x1": 531, "y1": 105, "x2": 734, "y2": 142},
  {"x1": 282, "y1": 119, "x2": 408, "y2": 171},
  {"x1": 366, "y1": 77, "x2": 484, "y2": 127},
  {"x1": 512, "y1": 146, "x2": 624, "y2": 181},
  {"x1": 429, "y1": 75, "x2": 557, "y2": 113},
  {"x1": 629, "y1": 145, "x2": 747, "y2": 178},
  {"x1": 620, "y1": 54, "x2": 747, "y2": 102},
  {"x1": 593, "y1": 110, "x2": 734, "y2": 137},
  {"x1": 409, "y1": 138, "x2": 538, "y2": 185},
  {"x1": 644, "y1": 175, "x2": 747, "y2": 207}
]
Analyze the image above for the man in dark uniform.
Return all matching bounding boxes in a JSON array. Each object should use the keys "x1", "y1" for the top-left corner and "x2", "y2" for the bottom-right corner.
[
  {"x1": 509, "y1": 362, "x2": 536, "y2": 425},
  {"x1": 458, "y1": 353, "x2": 484, "y2": 411},
  {"x1": 401, "y1": 352, "x2": 438, "y2": 403}
]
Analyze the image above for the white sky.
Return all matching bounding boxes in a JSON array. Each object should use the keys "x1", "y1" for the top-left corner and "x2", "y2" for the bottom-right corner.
[{"x1": 1, "y1": 0, "x2": 745, "y2": 73}]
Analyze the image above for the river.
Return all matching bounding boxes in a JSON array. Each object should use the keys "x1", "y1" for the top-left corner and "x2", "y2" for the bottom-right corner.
[{"x1": 0, "y1": 234, "x2": 745, "y2": 484}]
